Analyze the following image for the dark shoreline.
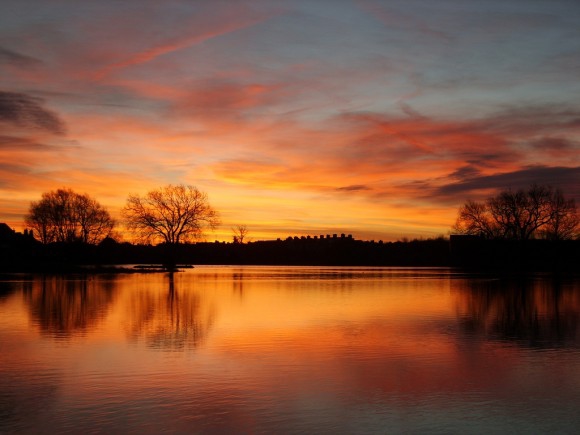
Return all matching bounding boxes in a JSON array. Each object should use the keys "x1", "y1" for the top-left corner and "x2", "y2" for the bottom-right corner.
[{"x1": 1, "y1": 236, "x2": 578, "y2": 275}]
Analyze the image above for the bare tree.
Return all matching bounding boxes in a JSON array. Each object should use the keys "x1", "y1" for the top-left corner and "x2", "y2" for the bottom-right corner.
[
  {"x1": 454, "y1": 184, "x2": 578, "y2": 240},
  {"x1": 70, "y1": 193, "x2": 116, "y2": 244},
  {"x1": 454, "y1": 200, "x2": 498, "y2": 239},
  {"x1": 27, "y1": 198, "x2": 55, "y2": 244},
  {"x1": 123, "y1": 184, "x2": 220, "y2": 244},
  {"x1": 538, "y1": 189, "x2": 579, "y2": 240},
  {"x1": 26, "y1": 188, "x2": 115, "y2": 244},
  {"x1": 232, "y1": 224, "x2": 249, "y2": 244},
  {"x1": 487, "y1": 184, "x2": 556, "y2": 240}
]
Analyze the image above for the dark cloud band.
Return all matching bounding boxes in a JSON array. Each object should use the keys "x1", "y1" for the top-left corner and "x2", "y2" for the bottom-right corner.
[
  {"x1": 436, "y1": 166, "x2": 580, "y2": 202},
  {"x1": 0, "y1": 91, "x2": 65, "y2": 135}
]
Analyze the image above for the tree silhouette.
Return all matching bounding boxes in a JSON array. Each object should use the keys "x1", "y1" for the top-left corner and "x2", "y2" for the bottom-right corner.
[
  {"x1": 122, "y1": 184, "x2": 220, "y2": 245},
  {"x1": 454, "y1": 184, "x2": 578, "y2": 240},
  {"x1": 232, "y1": 224, "x2": 249, "y2": 244},
  {"x1": 538, "y1": 190, "x2": 579, "y2": 240},
  {"x1": 26, "y1": 188, "x2": 115, "y2": 244}
]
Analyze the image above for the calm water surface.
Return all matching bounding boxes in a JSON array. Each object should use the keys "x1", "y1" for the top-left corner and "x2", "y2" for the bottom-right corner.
[{"x1": 1, "y1": 267, "x2": 579, "y2": 434}]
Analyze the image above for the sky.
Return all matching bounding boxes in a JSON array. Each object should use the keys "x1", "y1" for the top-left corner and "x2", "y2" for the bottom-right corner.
[{"x1": 1, "y1": 0, "x2": 579, "y2": 242}]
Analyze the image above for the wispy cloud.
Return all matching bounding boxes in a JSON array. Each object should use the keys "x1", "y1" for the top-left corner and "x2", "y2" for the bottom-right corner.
[
  {"x1": 0, "y1": 91, "x2": 66, "y2": 135},
  {"x1": 530, "y1": 137, "x2": 579, "y2": 158},
  {"x1": 355, "y1": 0, "x2": 451, "y2": 41},
  {"x1": 173, "y1": 81, "x2": 286, "y2": 120},
  {"x1": 336, "y1": 185, "x2": 372, "y2": 192},
  {"x1": 0, "y1": 46, "x2": 42, "y2": 68},
  {"x1": 93, "y1": 11, "x2": 278, "y2": 81},
  {"x1": 0, "y1": 135, "x2": 55, "y2": 151},
  {"x1": 202, "y1": 103, "x2": 580, "y2": 215}
]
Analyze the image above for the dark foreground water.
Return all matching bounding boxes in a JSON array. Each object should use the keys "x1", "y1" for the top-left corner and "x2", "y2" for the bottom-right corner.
[{"x1": 1, "y1": 267, "x2": 579, "y2": 434}]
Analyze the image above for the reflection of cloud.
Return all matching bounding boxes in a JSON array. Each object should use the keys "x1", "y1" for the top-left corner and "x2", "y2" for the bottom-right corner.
[
  {"x1": 0, "y1": 91, "x2": 66, "y2": 135},
  {"x1": 0, "y1": 368, "x2": 59, "y2": 431}
]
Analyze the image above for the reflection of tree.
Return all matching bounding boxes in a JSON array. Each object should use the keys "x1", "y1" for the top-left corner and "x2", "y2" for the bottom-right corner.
[
  {"x1": 125, "y1": 273, "x2": 214, "y2": 351},
  {"x1": 233, "y1": 271, "x2": 244, "y2": 297},
  {"x1": 454, "y1": 278, "x2": 580, "y2": 348},
  {"x1": 24, "y1": 276, "x2": 116, "y2": 338},
  {"x1": 0, "y1": 281, "x2": 17, "y2": 301}
]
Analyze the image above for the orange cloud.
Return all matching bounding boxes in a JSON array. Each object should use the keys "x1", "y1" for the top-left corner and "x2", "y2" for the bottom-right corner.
[{"x1": 2, "y1": 0, "x2": 579, "y2": 241}]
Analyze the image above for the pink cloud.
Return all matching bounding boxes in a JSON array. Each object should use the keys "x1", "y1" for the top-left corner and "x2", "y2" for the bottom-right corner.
[{"x1": 93, "y1": 10, "x2": 279, "y2": 81}]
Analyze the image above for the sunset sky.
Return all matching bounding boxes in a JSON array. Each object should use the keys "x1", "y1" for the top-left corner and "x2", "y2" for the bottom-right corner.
[{"x1": 1, "y1": 0, "x2": 579, "y2": 241}]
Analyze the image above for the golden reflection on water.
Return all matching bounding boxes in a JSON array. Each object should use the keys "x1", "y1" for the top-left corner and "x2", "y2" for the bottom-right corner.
[
  {"x1": 123, "y1": 273, "x2": 215, "y2": 351},
  {"x1": 23, "y1": 275, "x2": 116, "y2": 338},
  {"x1": 1, "y1": 267, "x2": 579, "y2": 433}
]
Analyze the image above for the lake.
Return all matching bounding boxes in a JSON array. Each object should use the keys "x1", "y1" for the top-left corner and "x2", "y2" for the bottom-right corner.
[{"x1": 1, "y1": 267, "x2": 579, "y2": 434}]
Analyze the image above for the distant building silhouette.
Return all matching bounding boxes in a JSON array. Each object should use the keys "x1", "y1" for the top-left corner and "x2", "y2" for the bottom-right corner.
[
  {"x1": 0, "y1": 223, "x2": 15, "y2": 240},
  {"x1": 0, "y1": 223, "x2": 34, "y2": 244}
]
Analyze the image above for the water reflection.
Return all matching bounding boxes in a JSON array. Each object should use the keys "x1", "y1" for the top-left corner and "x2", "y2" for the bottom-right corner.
[
  {"x1": 1, "y1": 268, "x2": 579, "y2": 434},
  {"x1": 232, "y1": 271, "x2": 245, "y2": 297},
  {"x1": 24, "y1": 275, "x2": 117, "y2": 338},
  {"x1": 454, "y1": 277, "x2": 580, "y2": 348},
  {"x1": 194, "y1": 266, "x2": 456, "y2": 282},
  {"x1": 0, "y1": 370, "x2": 60, "y2": 432},
  {"x1": 124, "y1": 273, "x2": 215, "y2": 351},
  {"x1": 0, "y1": 280, "x2": 16, "y2": 301}
]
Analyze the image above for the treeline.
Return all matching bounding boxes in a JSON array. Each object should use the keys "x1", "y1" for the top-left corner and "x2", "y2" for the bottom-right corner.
[
  {"x1": 2, "y1": 228, "x2": 578, "y2": 273},
  {"x1": 0, "y1": 234, "x2": 451, "y2": 271},
  {"x1": 2, "y1": 182, "x2": 578, "y2": 273},
  {"x1": 23, "y1": 183, "x2": 580, "y2": 248},
  {"x1": 0, "y1": 235, "x2": 580, "y2": 273}
]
